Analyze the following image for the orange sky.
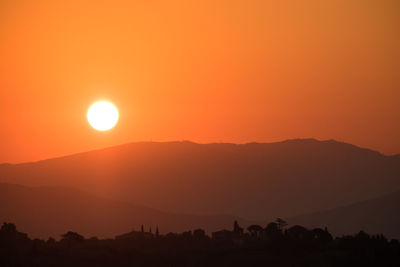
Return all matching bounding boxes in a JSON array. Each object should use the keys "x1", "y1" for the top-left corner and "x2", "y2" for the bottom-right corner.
[{"x1": 0, "y1": 0, "x2": 399, "y2": 163}]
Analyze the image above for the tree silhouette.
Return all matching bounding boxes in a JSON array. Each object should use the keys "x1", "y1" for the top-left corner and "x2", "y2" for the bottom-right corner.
[
  {"x1": 311, "y1": 228, "x2": 333, "y2": 244},
  {"x1": 247, "y1": 224, "x2": 263, "y2": 238},
  {"x1": 286, "y1": 225, "x2": 308, "y2": 241},
  {"x1": 193, "y1": 229, "x2": 207, "y2": 240},
  {"x1": 276, "y1": 218, "x2": 288, "y2": 230},
  {"x1": 0, "y1": 221, "x2": 399, "y2": 266},
  {"x1": 1, "y1": 222, "x2": 17, "y2": 233},
  {"x1": 233, "y1": 220, "x2": 243, "y2": 235},
  {"x1": 264, "y1": 222, "x2": 282, "y2": 241},
  {"x1": 0, "y1": 222, "x2": 27, "y2": 240},
  {"x1": 46, "y1": 237, "x2": 56, "y2": 245},
  {"x1": 61, "y1": 231, "x2": 84, "y2": 243}
]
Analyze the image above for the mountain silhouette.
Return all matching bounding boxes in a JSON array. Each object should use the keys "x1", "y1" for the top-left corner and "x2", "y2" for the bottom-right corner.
[
  {"x1": 289, "y1": 189, "x2": 400, "y2": 239},
  {"x1": 0, "y1": 139, "x2": 399, "y2": 221},
  {"x1": 0, "y1": 183, "x2": 251, "y2": 239}
]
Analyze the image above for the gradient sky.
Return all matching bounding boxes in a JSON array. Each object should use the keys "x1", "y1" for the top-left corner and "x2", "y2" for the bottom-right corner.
[{"x1": 1, "y1": 0, "x2": 399, "y2": 163}]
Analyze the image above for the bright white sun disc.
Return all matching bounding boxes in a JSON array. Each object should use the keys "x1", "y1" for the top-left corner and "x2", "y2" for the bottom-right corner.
[{"x1": 87, "y1": 101, "x2": 119, "y2": 131}]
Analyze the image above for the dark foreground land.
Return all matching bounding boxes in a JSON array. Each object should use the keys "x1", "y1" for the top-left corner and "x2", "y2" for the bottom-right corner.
[{"x1": 1, "y1": 220, "x2": 399, "y2": 267}]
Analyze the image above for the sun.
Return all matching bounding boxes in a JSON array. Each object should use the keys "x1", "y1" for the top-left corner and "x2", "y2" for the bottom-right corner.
[{"x1": 87, "y1": 101, "x2": 119, "y2": 131}]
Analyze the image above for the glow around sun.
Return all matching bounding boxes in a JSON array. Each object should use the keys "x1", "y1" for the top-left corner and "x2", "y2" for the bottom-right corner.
[{"x1": 87, "y1": 101, "x2": 119, "y2": 131}]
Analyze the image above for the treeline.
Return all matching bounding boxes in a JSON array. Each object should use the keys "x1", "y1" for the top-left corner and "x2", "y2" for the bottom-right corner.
[{"x1": 0, "y1": 219, "x2": 399, "y2": 266}]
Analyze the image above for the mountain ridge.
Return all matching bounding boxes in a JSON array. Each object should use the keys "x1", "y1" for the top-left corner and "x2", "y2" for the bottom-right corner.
[
  {"x1": 1, "y1": 139, "x2": 399, "y2": 221},
  {"x1": 1, "y1": 138, "x2": 394, "y2": 166}
]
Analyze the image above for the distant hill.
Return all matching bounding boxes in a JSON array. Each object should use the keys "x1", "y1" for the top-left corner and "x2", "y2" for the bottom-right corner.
[
  {"x1": 0, "y1": 139, "x2": 399, "y2": 221},
  {"x1": 0, "y1": 183, "x2": 250, "y2": 239},
  {"x1": 289, "y1": 190, "x2": 400, "y2": 239}
]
